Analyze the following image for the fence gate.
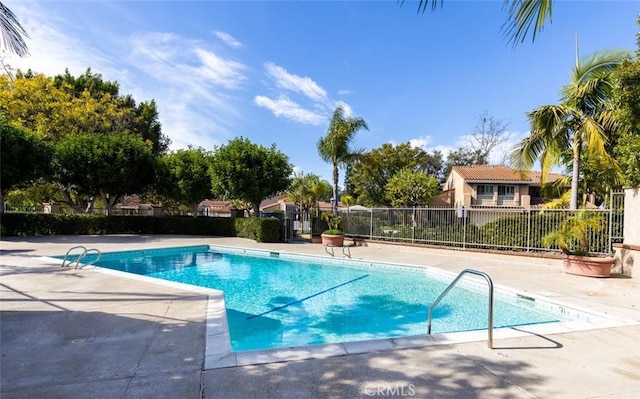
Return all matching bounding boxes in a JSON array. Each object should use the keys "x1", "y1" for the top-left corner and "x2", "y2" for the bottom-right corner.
[
  {"x1": 609, "y1": 190, "x2": 625, "y2": 244},
  {"x1": 282, "y1": 207, "x2": 313, "y2": 242}
]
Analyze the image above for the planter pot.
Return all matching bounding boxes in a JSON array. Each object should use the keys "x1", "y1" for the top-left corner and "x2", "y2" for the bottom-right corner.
[
  {"x1": 321, "y1": 234, "x2": 344, "y2": 247},
  {"x1": 563, "y1": 255, "x2": 615, "y2": 278}
]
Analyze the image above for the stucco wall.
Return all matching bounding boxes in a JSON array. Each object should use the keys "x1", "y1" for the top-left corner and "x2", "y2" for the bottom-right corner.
[
  {"x1": 613, "y1": 187, "x2": 640, "y2": 278},
  {"x1": 623, "y1": 187, "x2": 640, "y2": 244}
]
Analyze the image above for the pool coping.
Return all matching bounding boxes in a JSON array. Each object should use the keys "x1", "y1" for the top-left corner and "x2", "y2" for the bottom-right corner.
[{"x1": 40, "y1": 244, "x2": 639, "y2": 370}]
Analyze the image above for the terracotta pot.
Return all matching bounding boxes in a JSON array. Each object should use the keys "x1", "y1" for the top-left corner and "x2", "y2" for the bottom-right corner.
[
  {"x1": 563, "y1": 255, "x2": 614, "y2": 278},
  {"x1": 321, "y1": 234, "x2": 344, "y2": 247}
]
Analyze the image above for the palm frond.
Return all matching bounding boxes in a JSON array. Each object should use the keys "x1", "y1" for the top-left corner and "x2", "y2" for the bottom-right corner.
[
  {"x1": 0, "y1": 2, "x2": 29, "y2": 57},
  {"x1": 502, "y1": 0, "x2": 553, "y2": 47},
  {"x1": 403, "y1": 0, "x2": 443, "y2": 13},
  {"x1": 571, "y1": 49, "x2": 631, "y2": 85}
]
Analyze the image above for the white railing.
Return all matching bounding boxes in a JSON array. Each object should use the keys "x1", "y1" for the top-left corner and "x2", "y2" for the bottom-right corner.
[{"x1": 341, "y1": 205, "x2": 623, "y2": 256}]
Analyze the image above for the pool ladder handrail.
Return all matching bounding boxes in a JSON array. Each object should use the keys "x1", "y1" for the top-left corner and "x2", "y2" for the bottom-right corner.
[
  {"x1": 427, "y1": 269, "x2": 494, "y2": 349},
  {"x1": 61, "y1": 246, "x2": 102, "y2": 269},
  {"x1": 323, "y1": 243, "x2": 351, "y2": 258}
]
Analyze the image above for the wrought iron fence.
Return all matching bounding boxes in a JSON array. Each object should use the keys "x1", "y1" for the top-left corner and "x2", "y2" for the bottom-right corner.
[
  {"x1": 341, "y1": 206, "x2": 623, "y2": 256},
  {"x1": 2, "y1": 204, "x2": 45, "y2": 213}
]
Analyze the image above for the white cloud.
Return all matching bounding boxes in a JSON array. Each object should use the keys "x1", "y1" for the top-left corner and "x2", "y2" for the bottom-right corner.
[
  {"x1": 214, "y1": 31, "x2": 242, "y2": 48},
  {"x1": 4, "y1": 3, "x2": 248, "y2": 152},
  {"x1": 264, "y1": 62, "x2": 327, "y2": 102},
  {"x1": 127, "y1": 32, "x2": 247, "y2": 149},
  {"x1": 4, "y1": 4, "x2": 116, "y2": 78},
  {"x1": 338, "y1": 89, "x2": 352, "y2": 96},
  {"x1": 408, "y1": 136, "x2": 431, "y2": 149},
  {"x1": 255, "y1": 62, "x2": 364, "y2": 127},
  {"x1": 193, "y1": 48, "x2": 246, "y2": 89},
  {"x1": 254, "y1": 95, "x2": 325, "y2": 125},
  {"x1": 333, "y1": 101, "x2": 354, "y2": 117}
]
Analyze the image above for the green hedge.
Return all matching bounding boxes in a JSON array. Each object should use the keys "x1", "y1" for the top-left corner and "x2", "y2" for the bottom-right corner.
[
  {"x1": 234, "y1": 217, "x2": 280, "y2": 243},
  {"x1": 0, "y1": 214, "x2": 280, "y2": 242}
]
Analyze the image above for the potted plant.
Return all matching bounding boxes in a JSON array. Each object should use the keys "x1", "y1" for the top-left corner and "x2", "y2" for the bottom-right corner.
[
  {"x1": 542, "y1": 211, "x2": 614, "y2": 277},
  {"x1": 320, "y1": 212, "x2": 344, "y2": 247}
]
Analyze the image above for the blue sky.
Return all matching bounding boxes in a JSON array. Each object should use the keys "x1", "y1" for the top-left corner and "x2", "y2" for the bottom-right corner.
[{"x1": 4, "y1": 1, "x2": 639, "y2": 183}]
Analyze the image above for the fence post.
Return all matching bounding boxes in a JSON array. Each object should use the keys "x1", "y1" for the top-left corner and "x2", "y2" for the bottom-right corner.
[
  {"x1": 412, "y1": 207, "x2": 416, "y2": 243},
  {"x1": 526, "y1": 209, "x2": 531, "y2": 252},
  {"x1": 369, "y1": 209, "x2": 373, "y2": 240},
  {"x1": 463, "y1": 208, "x2": 467, "y2": 250},
  {"x1": 608, "y1": 190, "x2": 614, "y2": 256}
]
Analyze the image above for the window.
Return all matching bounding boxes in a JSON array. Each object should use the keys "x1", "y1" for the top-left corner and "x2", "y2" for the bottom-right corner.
[
  {"x1": 477, "y1": 185, "x2": 494, "y2": 199},
  {"x1": 498, "y1": 185, "x2": 515, "y2": 201}
]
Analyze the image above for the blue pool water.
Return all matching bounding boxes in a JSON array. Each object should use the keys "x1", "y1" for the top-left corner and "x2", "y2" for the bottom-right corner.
[{"x1": 72, "y1": 245, "x2": 567, "y2": 351}]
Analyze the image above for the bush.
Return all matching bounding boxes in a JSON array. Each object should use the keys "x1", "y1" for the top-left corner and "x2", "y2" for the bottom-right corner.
[
  {"x1": 0, "y1": 214, "x2": 238, "y2": 237},
  {"x1": 235, "y1": 217, "x2": 280, "y2": 242}
]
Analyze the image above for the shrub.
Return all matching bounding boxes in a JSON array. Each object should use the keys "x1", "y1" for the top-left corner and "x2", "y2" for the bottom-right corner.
[
  {"x1": 234, "y1": 217, "x2": 280, "y2": 242},
  {"x1": 0, "y1": 214, "x2": 238, "y2": 237}
]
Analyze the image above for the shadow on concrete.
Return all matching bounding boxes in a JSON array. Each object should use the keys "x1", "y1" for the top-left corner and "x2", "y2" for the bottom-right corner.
[
  {"x1": 0, "y1": 249, "x2": 35, "y2": 255},
  {"x1": 206, "y1": 341, "x2": 553, "y2": 398},
  {"x1": 493, "y1": 327, "x2": 564, "y2": 350},
  {"x1": 1, "y1": 309, "x2": 205, "y2": 398}
]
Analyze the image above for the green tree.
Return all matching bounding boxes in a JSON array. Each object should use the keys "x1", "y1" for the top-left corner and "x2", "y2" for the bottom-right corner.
[
  {"x1": 210, "y1": 137, "x2": 292, "y2": 216},
  {"x1": 0, "y1": 119, "x2": 51, "y2": 212},
  {"x1": 350, "y1": 142, "x2": 435, "y2": 206},
  {"x1": 317, "y1": 106, "x2": 368, "y2": 214},
  {"x1": 52, "y1": 133, "x2": 156, "y2": 212},
  {"x1": 511, "y1": 48, "x2": 629, "y2": 209},
  {"x1": 157, "y1": 147, "x2": 214, "y2": 215},
  {"x1": 134, "y1": 100, "x2": 168, "y2": 154},
  {"x1": 442, "y1": 147, "x2": 487, "y2": 181},
  {"x1": 340, "y1": 194, "x2": 355, "y2": 208},
  {"x1": 613, "y1": 134, "x2": 640, "y2": 188},
  {"x1": 410, "y1": 0, "x2": 553, "y2": 47},
  {"x1": 612, "y1": 17, "x2": 640, "y2": 188},
  {"x1": 0, "y1": 2, "x2": 29, "y2": 56},
  {"x1": 385, "y1": 168, "x2": 441, "y2": 207},
  {"x1": 286, "y1": 172, "x2": 331, "y2": 217},
  {"x1": 0, "y1": 70, "x2": 169, "y2": 152}
]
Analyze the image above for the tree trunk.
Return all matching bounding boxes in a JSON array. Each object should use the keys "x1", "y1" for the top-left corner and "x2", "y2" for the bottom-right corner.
[
  {"x1": 332, "y1": 159, "x2": 339, "y2": 215},
  {"x1": 570, "y1": 139, "x2": 581, "y2": 210},
  {"x1": 252, "y1": 202, "x2": 260, "y2": 218}
]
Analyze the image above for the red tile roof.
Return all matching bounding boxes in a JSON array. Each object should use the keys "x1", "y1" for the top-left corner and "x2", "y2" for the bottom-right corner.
[
  {"x1": 526, "y1": 170, "x2": 568, "y2": 185},
  {"x1": 453, "y1": 165, "x2": 567, "y2": 184},
  {"x1": 452, "y1": 165, "x2": 530, "y2": 181}
]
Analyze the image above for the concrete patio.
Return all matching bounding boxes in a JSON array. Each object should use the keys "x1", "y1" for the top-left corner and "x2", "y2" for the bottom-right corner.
[{"x1": 1, "y1": 235, "x2": 639, "y2": 398}]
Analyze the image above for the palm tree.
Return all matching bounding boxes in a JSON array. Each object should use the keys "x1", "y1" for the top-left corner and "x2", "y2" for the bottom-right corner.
[
  {"x1": 410, "y1": 0, "x2": 553, "y2": 47},
  {"x1": 1, "y1": 2, "x2": 29, "y2": 56},
  {"x1": 511, "y1": 47, "x2": 629, "y2": 210},
  {"x1": 317, "y1": 106, "x2": 368, "y2": 214},
  {"x1": 286, "y1": 172, "x2": 331, "y2": 216}
]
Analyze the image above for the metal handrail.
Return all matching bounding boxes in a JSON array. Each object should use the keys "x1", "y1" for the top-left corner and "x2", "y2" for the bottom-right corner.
[
  {"x1": 427, "y1": 269, "x2": 494, "y2": 349},
  {"x1": 61, "y1": 246, "x2": 87, "y2": 268},
  {"x1": 61, "y1": 246, "x2": 102, "y2": 269},
  {"x1": 76, "y1": 248, "x2": 101, "y2": 269}
]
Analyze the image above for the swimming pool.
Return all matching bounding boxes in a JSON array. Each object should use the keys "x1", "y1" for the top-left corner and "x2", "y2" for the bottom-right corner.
[{"x1": 70, "y1": 245, "x2": 571, "y2": 352}]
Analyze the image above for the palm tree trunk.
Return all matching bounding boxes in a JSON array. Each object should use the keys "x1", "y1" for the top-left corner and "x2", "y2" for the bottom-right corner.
[
  {"x1": 332, "y1": 159, "x2": 339, "y2": 215},
  {"x1": 570, "y1": 140, "x2": 581, "y2": 210}
]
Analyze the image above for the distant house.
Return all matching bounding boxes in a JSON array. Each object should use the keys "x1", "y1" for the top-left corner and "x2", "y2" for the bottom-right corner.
[
  {"x1": 198, "y1": 200, "x2": 234, "y2": 217},
  {"x1": 259, "y1": 195, "x2": 334, "y2": 215},
  {"x1": 114, "y1": 195, "x2": 163, "y2": 216},
  {"x1": 259, "y1": 195, "x2": 295, "y2": 214},
  {"x1": 434, "y1": 165, "x2": 568, "y2": 208}
]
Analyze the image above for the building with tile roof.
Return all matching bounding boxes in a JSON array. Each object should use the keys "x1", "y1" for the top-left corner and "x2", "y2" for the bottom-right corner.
[{"x1": 435, "y1": 165, "x2": 568, "y2": 208}]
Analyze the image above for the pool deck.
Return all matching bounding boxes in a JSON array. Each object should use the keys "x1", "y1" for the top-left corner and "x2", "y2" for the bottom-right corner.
[{"x1": 1, "y1": 235, "x2": 639, "y2": 398}]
